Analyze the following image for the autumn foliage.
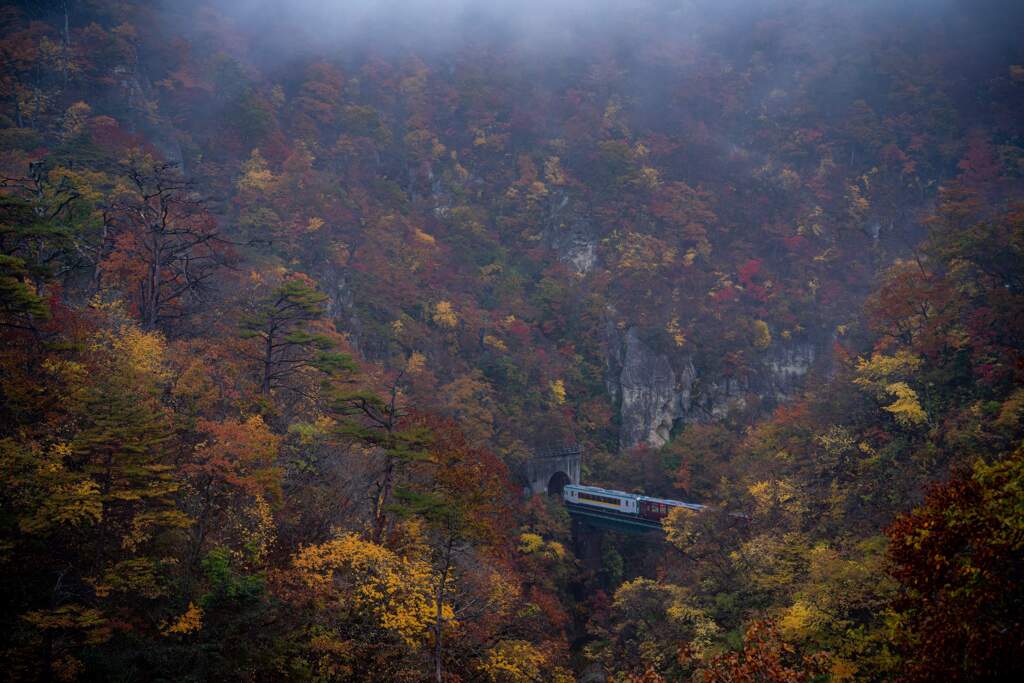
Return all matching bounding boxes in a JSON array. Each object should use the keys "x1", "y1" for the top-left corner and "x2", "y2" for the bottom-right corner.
[{"x1": 2, "y1": 0, "x2": 1024, "y2": 680}]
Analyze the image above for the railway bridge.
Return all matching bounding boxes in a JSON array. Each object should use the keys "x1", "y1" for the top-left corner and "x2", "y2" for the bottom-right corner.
[
  {"x1": 563, "y1": 502, "x2": 666, "y2": 533},
  {"x1": 525, "y1": 444, "x2": 669, "y2": 534}
]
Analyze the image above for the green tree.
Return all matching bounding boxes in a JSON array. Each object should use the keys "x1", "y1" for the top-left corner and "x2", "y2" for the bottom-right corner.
[
  {"x1": 239, "y1": 273, "x2": 353, "y2": 395},
  {"x1": 329, "y1": 375, "x2": 432, "y2": 543},
  {"x1": 0, "y1": 161, "x2": 95, "y2": 329},
  {"x1": 392, "y1": 417, "x2": 511, "y2": 682}
]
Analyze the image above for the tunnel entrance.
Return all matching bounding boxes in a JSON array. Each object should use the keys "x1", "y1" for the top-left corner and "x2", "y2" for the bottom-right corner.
[
  {"x1": 547, "y1": 471, "x2": 571, "y2": 496},
  {"x1": 524, "y1": 443, "x2": 581, "y2": 496}
]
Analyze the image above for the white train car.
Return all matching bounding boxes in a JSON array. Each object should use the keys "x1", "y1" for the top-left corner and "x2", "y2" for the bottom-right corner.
[{"x1": 563, "y1": 484, "x2": 639, "y2": 514}]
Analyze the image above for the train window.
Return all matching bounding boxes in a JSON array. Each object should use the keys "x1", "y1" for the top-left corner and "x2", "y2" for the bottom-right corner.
[{"x1": 578, "y1": 492, "x2": 622, "y2": 505}]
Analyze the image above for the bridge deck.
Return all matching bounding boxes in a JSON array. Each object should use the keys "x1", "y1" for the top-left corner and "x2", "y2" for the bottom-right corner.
[{"x1": 565, "y1": 502, "x2": 664, "y2": 534}]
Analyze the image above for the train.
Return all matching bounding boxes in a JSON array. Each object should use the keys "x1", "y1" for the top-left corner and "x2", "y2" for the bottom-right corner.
[{"x1": 562, "y1": 484, "x2": 705, "y2": 522}]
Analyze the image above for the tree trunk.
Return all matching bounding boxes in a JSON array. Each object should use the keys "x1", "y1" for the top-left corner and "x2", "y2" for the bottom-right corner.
[
  {"x1": 373, "y1": 457, "x2": 394, "y2": 543},
  {"x1": 261, "y1": 329, "x2": 274, "y2": 394},
  {"x1": 433, "y1": 534, "x2": 454, "y2": 683}
]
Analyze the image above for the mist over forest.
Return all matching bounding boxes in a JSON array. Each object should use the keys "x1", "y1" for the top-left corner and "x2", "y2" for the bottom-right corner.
[{"x1": 2, "y1": 0, "x2": 1023, "y2": 680}]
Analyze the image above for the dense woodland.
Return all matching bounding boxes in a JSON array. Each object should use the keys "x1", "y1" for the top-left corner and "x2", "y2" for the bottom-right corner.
[{"x1": 2, "y1": 0, "x2": 1024, "y2": 680}]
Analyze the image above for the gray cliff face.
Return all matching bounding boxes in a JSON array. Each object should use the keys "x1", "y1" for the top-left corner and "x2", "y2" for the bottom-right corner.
[
  {"x1": 312, "y1": 259, "x2": 365, "y2": 360},
  {"x1": 615, "y1": 327, "x2": 683, "y2": 450},
  {"x1": 546, "y1": 193, "x2": 597, "y2": 275},
  {"x1": 766, "y1": 342, "x2": 818, "y2": 397},
  {"x1": 606, "y1": 324, "x2": 821, "y2": 450},
  {"x1": 110, "y1": 64, "x2": 184, "y2": 169}
]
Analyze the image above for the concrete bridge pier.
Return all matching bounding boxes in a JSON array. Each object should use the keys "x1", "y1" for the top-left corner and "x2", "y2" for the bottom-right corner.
[{"x1": 571, "y1": 517, "x2": 605, "y2": 573}]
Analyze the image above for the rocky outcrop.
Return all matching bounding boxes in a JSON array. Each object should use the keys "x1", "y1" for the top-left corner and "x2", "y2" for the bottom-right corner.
[
  {"x1": 766, "y1": 342, "x2": 817, "y2": 397},
  {"x1": 612, "y1": 326, "x2": 683, "y2": 449},
  {"x1": 606, "y1": 323, "x2": 822, "y2": 449},
  {"x1": 109, "y1": 64, "x2": 184, "y2": 169},
  {"x1": 320, "y1": 266, "x2": 366, "y2": 356},
  {"x1": 546, "y1": 193, "x2": 597, "y2": 275}
]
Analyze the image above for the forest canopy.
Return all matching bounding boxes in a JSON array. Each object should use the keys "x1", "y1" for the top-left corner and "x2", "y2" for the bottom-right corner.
[{"x1": 1, "y1": 0, "x2": 1023, "y2": 680}]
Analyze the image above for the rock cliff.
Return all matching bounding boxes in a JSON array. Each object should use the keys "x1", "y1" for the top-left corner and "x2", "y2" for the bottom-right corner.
[{"x1": 606, "y1": 322, "x2": 821, "y2": 449}]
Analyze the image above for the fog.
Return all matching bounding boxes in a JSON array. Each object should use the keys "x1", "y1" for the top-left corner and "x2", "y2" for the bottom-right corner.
[{"x1": 189, "y1": 0, "x2": 1022, "y2": 62}]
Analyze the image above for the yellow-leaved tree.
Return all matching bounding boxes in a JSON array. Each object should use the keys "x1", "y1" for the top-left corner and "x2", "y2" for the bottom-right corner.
[
  {"x1": 585, "y1": 577, "x2": 719, "y2": 680},
  {"x1": 292, "y1": 533, "x2": 447, "y2": 646},
  {"x1": 288, "y1": 532, "x2": 450, "y2": 679},
  {"x1": 853, "y1": 352, "x2": 928, "y2": 427}
]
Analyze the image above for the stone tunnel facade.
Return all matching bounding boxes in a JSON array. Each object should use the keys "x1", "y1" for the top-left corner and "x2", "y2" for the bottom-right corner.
[{"x1": 524, "y1": 444, "x2": 581, "y2": 496}]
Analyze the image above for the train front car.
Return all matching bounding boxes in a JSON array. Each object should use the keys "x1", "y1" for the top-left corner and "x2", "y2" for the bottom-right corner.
[
  {"x1": 563, "y1": 484, "x2": 639, "y2": 516},
  {"x1": 637, "y1": 495, "x2": 705, "y2": 522}
]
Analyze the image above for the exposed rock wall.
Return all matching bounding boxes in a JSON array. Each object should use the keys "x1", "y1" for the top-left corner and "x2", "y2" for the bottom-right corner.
[
  {"x1": 766, "y1": 342, "x2": 818, "y2": 397},
  {"x1": 110, "y1": 63, "x2": 184, "y2": 169},
  {"x1": 546, "y1": 193, "x2": 597, "y2": 275},
  {"x1": 606, "y1": 323, "x2": 822, "y2": 449},
  {"x1": 614, "y1": 326, "x2": 682, "y2": 449}
]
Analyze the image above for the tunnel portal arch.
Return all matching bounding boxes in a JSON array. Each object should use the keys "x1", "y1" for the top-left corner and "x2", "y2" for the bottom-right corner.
[{"x1": 524, "y1": 444, "x2": 581, "y2": 496}]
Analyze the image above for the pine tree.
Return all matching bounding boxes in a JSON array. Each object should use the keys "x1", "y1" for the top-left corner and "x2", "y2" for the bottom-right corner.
[{"x1": 239, "y1": 274, "x2": 353, "y2": 395}]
